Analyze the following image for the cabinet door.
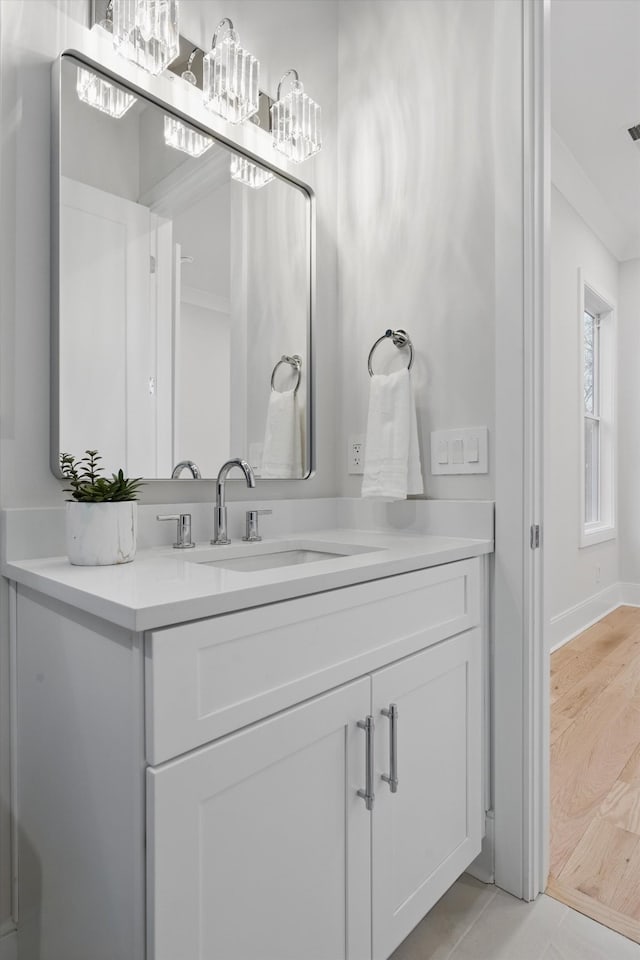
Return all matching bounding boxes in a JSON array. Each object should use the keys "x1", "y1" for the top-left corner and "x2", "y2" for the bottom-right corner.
[
  {"x1": 147, "y1": 678, "x2": 372, "y2": 960},
  {"x1": 372, "y1": 630, "x2": 482, "y2": 960}
]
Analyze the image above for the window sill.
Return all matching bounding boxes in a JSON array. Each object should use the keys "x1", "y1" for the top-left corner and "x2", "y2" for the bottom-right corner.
[{"x1": 580, "y1": 524, "x2": 616, "y2": 548}]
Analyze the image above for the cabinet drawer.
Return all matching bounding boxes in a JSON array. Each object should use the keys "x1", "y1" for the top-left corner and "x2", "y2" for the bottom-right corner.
[{"x1": 146, "y1": 558, "x2": 480, "y2": 764}]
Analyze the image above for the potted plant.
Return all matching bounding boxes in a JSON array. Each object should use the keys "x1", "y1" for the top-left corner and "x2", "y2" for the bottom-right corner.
[{"x1": 60, "y1": 450, "x2": 143, "y2": 566}]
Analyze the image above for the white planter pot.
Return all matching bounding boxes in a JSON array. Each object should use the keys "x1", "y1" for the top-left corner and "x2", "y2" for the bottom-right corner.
[{"x1": 65, "y1": 501, "x2": 138, "y2": 566}]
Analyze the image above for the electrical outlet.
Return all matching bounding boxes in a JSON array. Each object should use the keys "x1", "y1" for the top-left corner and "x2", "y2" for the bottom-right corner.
[{"x1": 348, "y1": 435, "x2": 365, "y2": 475}]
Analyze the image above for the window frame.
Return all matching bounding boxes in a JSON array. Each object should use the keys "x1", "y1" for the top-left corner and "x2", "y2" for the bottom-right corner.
[{"x1": 579, "y1": 271, "x2": 616, "y2": 548}]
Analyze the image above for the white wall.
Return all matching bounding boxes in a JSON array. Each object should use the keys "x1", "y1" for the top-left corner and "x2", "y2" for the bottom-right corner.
[
  {"x1": 548, "y1": 185, "x2": 619, "y2": 638},
  {"x1": 618, "y1": 258, "x2": 640, "y2": 584},
  {"x1": 337, "y1": 0, "x2": 496, "y2": 500}
]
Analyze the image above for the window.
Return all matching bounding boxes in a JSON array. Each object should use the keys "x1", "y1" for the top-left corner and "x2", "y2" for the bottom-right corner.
[
  {"x1": 583, "y1": 309, "x2": 599, "y2": 524},
  {"x1": 580, "y1": 275, "x2": 616, "y2": 547}
]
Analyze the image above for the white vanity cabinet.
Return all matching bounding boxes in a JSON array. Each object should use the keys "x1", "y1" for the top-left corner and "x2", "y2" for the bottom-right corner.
[
  {"x1": 13, "y1": 556, "x2": 487, "y2": 960},
  {"x1": 147, "y1": 629, "x2": 481, "y2": 960}
]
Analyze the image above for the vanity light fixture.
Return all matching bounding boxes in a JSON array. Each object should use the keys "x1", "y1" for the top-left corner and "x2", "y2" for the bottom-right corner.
[
  {"x1": 181, "y1": 47, "x2": 199, "y2": 86},
  {"x1": 111, "y1": 0, "x2": 180, "y2": 76},
  {"x1": 76, "y1": 66, "x2": 137, "y2": 118},
  {"x1": 271, "y1": 68, "x2": 322, "y2": 163},
  {"x1": 202, "y1": 18, "x2": 259, "y2": 124},
  {"x1": 163, "y1": 116, "x2": 214, "y2": 158},
  {"x1": 230, "y1": 155, "x2": 274, "y2": 189},
  {"x1": 94, "y1": 0, "x2": 114, "y2": 34}
]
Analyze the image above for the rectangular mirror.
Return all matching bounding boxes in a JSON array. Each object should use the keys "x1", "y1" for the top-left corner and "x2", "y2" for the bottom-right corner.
[{"x1": 52, "y1": 53, "x2": 313, "y2": 481}]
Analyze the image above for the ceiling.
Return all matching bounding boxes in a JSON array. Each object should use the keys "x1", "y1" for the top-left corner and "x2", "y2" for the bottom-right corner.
[{"x1": 551, "y1": 0, "x2": 640, "y2": 260}]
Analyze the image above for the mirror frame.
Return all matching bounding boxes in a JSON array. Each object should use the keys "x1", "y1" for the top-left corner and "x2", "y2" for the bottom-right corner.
[{"x1": 51, "y1": 37, "x2": 315, "y2": 482}]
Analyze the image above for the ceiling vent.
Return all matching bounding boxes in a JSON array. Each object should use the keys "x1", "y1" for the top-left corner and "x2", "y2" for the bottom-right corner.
[{"x1": 628, "y1": 124, "x2": 640, "y2": 142}]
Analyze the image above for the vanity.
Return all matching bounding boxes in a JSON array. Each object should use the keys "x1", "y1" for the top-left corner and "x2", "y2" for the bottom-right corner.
[{"x1": 5, "y1": 516, "x2": 492, "y2": 960}]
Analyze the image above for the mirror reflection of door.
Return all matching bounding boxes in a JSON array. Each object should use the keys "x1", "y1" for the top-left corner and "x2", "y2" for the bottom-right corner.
[
  {"x1": 60, "y1": 176, "x2": 173, "y2": 477},
  {"x1": 56, "y1": 55, "x2": 311, "y2": 480}
]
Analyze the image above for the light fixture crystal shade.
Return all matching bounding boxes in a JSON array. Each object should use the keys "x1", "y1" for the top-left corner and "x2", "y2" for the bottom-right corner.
[
  {"x1": 271, "y1": 81, "x2": 322, "y2": 163},
  {"x1": 202, "y1": 37, "x2": 259, "y2": 124},
  {"x1": 112, "y1": 0, "x2": 180, "y2": 76},
  {"x1": 76, "y1": 67, "x2": 137, "y2": 118},
  {"x1": 164, "y1": 116, "x2": 214, "y2": 158},
  {"x1": 230, "y1": 155, "x2": 274, "y2": 189}
]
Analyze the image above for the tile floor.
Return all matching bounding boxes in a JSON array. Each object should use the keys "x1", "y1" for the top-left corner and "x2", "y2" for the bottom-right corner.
[{"x1": 390, "y1": 875, "x2": 640, "y2": 960}]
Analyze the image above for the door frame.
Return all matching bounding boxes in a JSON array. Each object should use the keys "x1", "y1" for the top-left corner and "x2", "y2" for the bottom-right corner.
[{"x1": 493, "y1": 0, "x2": 550, "y2": 900}]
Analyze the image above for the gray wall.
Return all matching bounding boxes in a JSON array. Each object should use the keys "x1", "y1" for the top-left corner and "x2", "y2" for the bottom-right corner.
[
  {"x1": 618, "y1": 257, "x2": 640, "y2": 584},
  {"x1": 337, "y1": 0, "x2": 496, "y2": 500}
]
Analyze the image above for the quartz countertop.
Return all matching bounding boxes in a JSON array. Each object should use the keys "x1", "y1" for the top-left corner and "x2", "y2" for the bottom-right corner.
[{"x1": 3, "y1": 528, "x2": 493, "y2": 632}]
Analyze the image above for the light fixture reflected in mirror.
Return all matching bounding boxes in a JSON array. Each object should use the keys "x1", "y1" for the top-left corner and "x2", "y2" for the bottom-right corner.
[
  {"x1": 112, "y1": 0, "x2": 180, "y2": 76},
  {"x1": 271, "y1": 68, "x2": 322, "y2": 163},
  {"x1": 163, "y1": 116, "x2": 214, "y2": 158},
  {"x1": 202, "y1": 18, "x2": 259, "y2": 124},
  {"x1": 230, "y1": 155, "x2": 275, "y2": 189},
  {"x1": 76, "y1": 66, "x2": 137, "y2": 118}
]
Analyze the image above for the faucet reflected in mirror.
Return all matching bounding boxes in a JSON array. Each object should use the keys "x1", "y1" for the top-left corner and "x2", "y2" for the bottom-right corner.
[
  {"x1": 212, "y1": 459, "x2": 256, "y2": 545},
  {"x1": 171, "y1": 460, "x2": 202, "y2": 479}
]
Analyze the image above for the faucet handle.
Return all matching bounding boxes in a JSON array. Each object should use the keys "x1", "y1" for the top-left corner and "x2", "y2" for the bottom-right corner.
[
  {"x1": 157, "y1": 513, "x2": 195, "y2": 549},
  {"x1": 242, "y1": 509, "x2": 272, "y2": 543}
]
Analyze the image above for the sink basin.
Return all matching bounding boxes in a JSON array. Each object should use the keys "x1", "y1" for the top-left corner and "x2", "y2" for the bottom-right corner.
[
  {"x1": 198, "y1": 548, "x2": 347, "y2": 572},
  {"x1": 186, "y1": 541, "x2": 381, "y2": 573}
]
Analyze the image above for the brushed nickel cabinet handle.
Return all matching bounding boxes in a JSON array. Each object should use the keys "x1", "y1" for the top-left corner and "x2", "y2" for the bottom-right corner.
[
  {"x1": 381, "y1": 703, "x2": 399, "y2": 793},
  {"x1": 357, "y1": 716, "x2": 375, "y2": 811}
]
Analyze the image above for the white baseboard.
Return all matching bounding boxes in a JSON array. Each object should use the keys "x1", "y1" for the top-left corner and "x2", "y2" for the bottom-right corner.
[
  {"x1": 0, "y1": 930, "x2": 17, "y2": 960},
  {"x1": 619, "y1": 583, "x2": 640, "y2": 608},
  {"x1": 548, "y1": 581, "x2": 640, "y2": 653},
  {"x1": 548, "y1": 583, "x2": 622, "y2": 653}
]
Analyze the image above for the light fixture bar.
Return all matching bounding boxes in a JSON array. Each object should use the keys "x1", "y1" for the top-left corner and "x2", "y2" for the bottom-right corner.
[{"x1": 90, "y1": 5, "x2": 275, "y2": 127}]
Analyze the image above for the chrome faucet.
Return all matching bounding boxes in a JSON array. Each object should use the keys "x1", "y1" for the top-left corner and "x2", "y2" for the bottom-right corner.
[
  {"x1": 212, "y1": 458, "x2": 256, "y2": 545},
  {"x1": 171, "y1": 460, "x2": 202, "y2": 479}
]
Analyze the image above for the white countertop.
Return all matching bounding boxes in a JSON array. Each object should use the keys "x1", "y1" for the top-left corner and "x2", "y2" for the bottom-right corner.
[{"x1": 3, "y1": 528, "x2": 493, "y2": 632}]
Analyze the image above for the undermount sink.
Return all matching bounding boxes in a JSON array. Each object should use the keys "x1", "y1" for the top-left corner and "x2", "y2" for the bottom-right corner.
[{"x1": 186, "y1": 541, "x2": 381, "y2": 573}]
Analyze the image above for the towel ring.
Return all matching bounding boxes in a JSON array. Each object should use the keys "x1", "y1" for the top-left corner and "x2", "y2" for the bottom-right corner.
[
  {"x1": 271, "y1": 354, "x2": 302, "y2": 393},
  {"x1": 367, "y1": 329, "x2": 414, "y2": 377}
]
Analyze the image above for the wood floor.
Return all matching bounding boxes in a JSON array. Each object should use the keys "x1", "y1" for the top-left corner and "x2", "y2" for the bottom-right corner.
[{"x1": 548, "y1": 605, "x2": 640, "y2": 943}]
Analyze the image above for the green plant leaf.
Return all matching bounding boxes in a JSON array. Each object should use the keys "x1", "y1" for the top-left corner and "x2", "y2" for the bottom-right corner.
[{"x1": 59, "y1": 450, "x2": 143, "y2": 502}]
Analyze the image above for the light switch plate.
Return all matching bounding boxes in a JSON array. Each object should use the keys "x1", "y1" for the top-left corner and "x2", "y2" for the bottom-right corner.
[{"x1": 430, "y1": 427, "x2": 489, "y2": 475}]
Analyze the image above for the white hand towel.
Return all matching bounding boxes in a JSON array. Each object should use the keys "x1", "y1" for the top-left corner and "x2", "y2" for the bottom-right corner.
[
  {"x1": 361, "y1": 368, "x2": 424, "y2": 499},
  {"x1": 261, "y1": 389, "x2": 303, "y2": 479}
]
